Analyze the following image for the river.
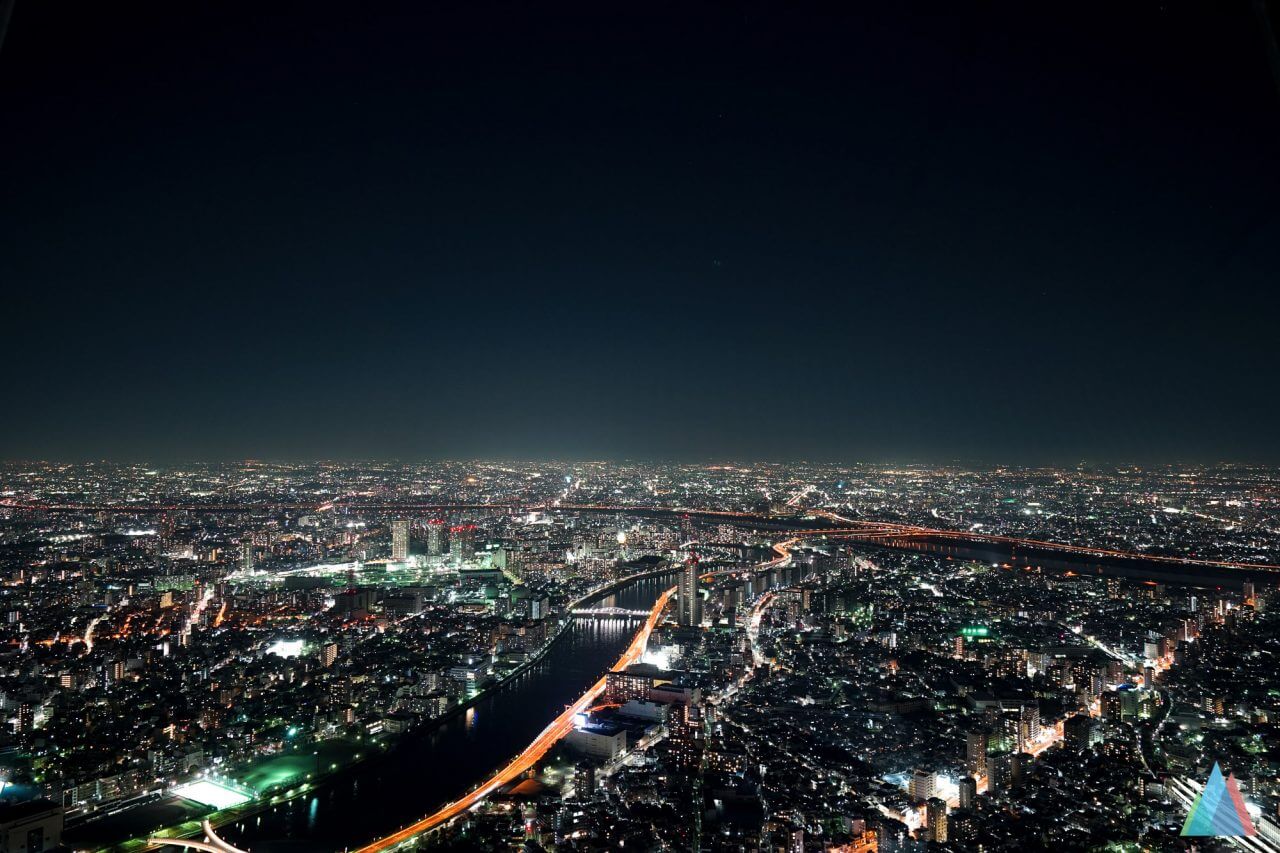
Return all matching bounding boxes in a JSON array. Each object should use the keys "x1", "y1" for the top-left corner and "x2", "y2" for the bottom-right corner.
[{"x1": 209, "y1": 572, "x2": 673, "y2": 852}]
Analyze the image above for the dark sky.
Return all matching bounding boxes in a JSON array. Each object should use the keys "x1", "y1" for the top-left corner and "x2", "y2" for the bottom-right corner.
[{"x1": 2, "y1": 1, "x2": 1278, "y2": 463}]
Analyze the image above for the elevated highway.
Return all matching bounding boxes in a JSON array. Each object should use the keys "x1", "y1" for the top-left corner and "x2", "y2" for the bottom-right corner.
[
  {"x1": 149, "y1": 820, "x2": 247, "y2": 853},
  {"x1": 350, "y1": 585, "x2": 677, "y2": 852},
  {"x1": 349, "y1": 535, "x2": 797, "y2": 851}
]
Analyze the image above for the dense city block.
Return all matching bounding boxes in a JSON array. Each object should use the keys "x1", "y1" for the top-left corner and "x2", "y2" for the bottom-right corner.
[{"x1": 0, "y1": 462, "x2": 1276, "y2": 851}]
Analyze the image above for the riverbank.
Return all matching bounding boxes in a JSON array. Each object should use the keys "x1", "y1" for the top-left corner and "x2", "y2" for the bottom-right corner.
[
  {"x1": 351, "y1": 582, "x2": 678, "y2": 851},
  {"x1": 80, "y1": 568, "x2": 676, "y2": 852}
]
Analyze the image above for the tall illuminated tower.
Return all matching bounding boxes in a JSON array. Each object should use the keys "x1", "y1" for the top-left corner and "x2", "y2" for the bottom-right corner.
[
  {"x1": 450, "y1": 524, "x2": 476, "y2": 564},
  {"x1": 926, "y1": 797, "x2": 948, "y2": 843},
  {"x1": 390, "y1": 519, "x2": 410, "y2": 561},
  {"x1": 426, "y1": 519, "x2": 447, "y2": 556},
  {"x1": 677, "y1": 552, "x2": 701, "y2": 627}
]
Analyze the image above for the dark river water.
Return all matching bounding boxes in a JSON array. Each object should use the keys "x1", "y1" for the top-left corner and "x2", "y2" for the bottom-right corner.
[{"x1": 211, "y1": 573, "x2": 674, "y2": 852}]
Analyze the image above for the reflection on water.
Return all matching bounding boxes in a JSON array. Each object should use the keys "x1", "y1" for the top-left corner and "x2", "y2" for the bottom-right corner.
[{"x1": 224, "y1": 573, "x2": 674, "y2": 853}]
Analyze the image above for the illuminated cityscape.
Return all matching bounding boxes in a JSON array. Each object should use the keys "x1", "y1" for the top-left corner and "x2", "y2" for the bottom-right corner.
[
  {"x1": 3, "y1": 1, "x2": 1280, "y2": 852},
  {"x1": 0, "y1": 463, "x2": 1273, "y2": 850}
]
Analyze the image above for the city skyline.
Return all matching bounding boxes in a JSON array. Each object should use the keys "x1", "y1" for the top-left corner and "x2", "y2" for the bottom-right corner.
[
  {"x1": 0, "y1": 459, "x2": 1278, "y2": 850},
  {"x1": 2, "y1": 3, "x2": 1280, "y2": 848}
]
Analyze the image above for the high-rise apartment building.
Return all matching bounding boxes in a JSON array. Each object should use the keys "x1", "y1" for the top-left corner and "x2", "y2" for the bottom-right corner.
[
  {"x1": 908, "y1": 769, "x2": 935, "y2": 802},
  {"x1": 926, "y1": 797, "x2": 948, "y2": 843},
  {"x1": 391, "y1": 519, "x2": 410, "y2": 561},
  {"x1": 677, "y1": 553, "x2": 701, "y2": 627},
  {"x1": 958, "y1": 775, "x2": 977, "y2": 809},
  {"x1": 965, "y1": 729, "x2": 988, "y2": 778},
  {"x1": 426, "y1": 519, "x2": 447, "y2": 556},
  {"x1": 668, "y1": 701, "x2": 704, "y2": 769},
  {"x1": 450, "y1": 524, "x2": 476, "y2": 563}
]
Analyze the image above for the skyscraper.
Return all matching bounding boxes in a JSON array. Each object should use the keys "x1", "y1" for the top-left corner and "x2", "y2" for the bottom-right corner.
[
  {"x1": 17, "y1": 702, "x2": 34, "y2": 733},
  {"x1": 426, "y1": 519, "x2": 447, "y2": 556},
  {"x1": 668, "y1": 701, "x2": 704, "y2": 769},
  {"x1": 450, "y1": 524, "x2": 476, "y2": 564},
  {"x1": 575, "y1": 763, "x2": 596, "y2": 798},
  {"x1": 987, "y1": 751, "x2": 1013, "y2": 794},
  {"x1": 958, "y1": 775, "x2": 977, "y2": 809},
  {"x1": 965, "y1": 729, "x2": 988, "y2": 778},
  {"x1": 1018, "y1": 702, "x2": 1040, "y2": 749},
  {"x1": 239, "y1": 541, "x2": 254, "y2": 573},
  {"x1": 1063, "y1": 713, "x2": 1100, "y2": 752},
  {"x1": 677, "y1": 552, "x2": 701, "y2": 627},
  {"x1": 926, "y1": 797, "x2": 948, "y2": 843},
  {"x1": 390, "y1": 519, "x2": 410, "y2": 561},
  {"x1": 908, "y1": 769, "x2": 935, "y2": 802}
]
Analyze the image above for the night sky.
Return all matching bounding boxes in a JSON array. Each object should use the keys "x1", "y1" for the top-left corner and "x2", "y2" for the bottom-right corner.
[{"x1": 2, "y1": 1, "x2": 1278, "y2": 463}]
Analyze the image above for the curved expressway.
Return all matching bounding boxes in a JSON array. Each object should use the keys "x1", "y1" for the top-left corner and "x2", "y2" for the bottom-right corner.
[
  {"x1": 352, "y1": 585, "x2": 677, "y2": 852},
  {"x1": 353, "y1": 536, "x2": 797, "y2": 852},
  {"x1": 150, "y1": 820, "x2": 247, "y2": 853}
]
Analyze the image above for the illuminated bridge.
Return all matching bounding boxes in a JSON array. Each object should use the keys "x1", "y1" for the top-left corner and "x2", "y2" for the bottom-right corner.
[
  {"x1": 570, "y1": 607, "x2": 650, "y2": 618},
  {"x1": 351, "y1": 585, "x2": 679, "y2": 852}
]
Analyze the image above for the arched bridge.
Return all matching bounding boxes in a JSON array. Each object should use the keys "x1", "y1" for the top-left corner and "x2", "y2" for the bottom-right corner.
[{"x1": 571, "y1": 606, "x2": 650, "y2": 618}]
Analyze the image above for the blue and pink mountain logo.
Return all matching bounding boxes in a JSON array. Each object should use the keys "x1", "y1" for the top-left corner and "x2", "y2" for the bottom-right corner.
[{"x1": 1181, "y1": 763, "x2": 1256, "y2": 837}]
